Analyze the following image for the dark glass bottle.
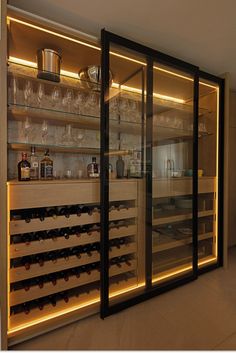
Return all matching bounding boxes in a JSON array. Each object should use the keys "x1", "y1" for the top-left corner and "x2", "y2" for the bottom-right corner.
[
  {"x1": 58, "y1": 206, "x2": 70, "y2": 218},
  {"x1": 116, "y1": 156, "x2": 125, "y2": 178},
  {"x1": 18, "y1": 152, "x2": 31, "y2": 181},
  {"x1": 47, "y1": 207, "x2": 58, "y2": 219},
  {"x1": 87, "y1": 157, "x2": 99, "y2": 178},
  {"x1": 40, "y1": 149, "x2": 53, "y2": 180}
]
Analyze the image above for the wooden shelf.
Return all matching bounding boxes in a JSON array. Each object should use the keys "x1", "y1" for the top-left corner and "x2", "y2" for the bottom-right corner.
[
  {"x1": 8, "y1": 142, "x2": 100, "y2": 155},
  {"x1": 153, "y1": 176, "x2": 216, "y2": 198},
  {"x1": 10, "y1": 260, "x2": 137, "y2": 306},
  {"x1": 9, "y1": 276, "x2": 138, "y2": 331},
  {"x1": 10, "y1": 207, "x2": 138, "y2": 235},
  {"x1": 10, "y1": 242, "x2": 137, "y2": 283},
  {"x1": 10, "y1": 225, "x2": 137, "y2": 258},
  {"x1": 152, "y1": 232, "x2": 214, "y2": 253},
  {"x1": 153, "y1": 209, "x2": 214, "y2": 226}
]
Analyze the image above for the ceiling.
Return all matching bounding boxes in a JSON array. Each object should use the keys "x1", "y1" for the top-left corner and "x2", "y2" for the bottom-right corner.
[{"x1": 9, "y1": 0, "x2": 236, "y2": 89}]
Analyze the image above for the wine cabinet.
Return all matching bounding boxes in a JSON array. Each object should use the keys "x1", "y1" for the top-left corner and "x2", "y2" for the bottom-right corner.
[{"x1": 0, "y1": 2, "x2": 225, "y2": 349}]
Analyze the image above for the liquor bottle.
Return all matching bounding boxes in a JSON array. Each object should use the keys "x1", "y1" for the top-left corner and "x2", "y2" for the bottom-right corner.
[
  {"x1": 40, "y1": 149, "x2": 53, "y2": 180},
  {"x1": 18, "y1": 152, "x2": 31, "y2": 181},
  {"x1": 87, "y1": 157, "x2": 99, "y2": 178},
  {"x1": 116, "y1": 156, "x2": 125, "y2": 178},
  {"x1": 29, "y1": 146, "x2": 39, "y2": 180}
]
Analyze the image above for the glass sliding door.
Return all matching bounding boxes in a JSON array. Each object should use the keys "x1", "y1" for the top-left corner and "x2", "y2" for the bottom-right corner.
[
  {"x1": 100, "y1": 29, "x2": 199, "y2": 317},
  {"x1": 151, "y1": 63, "x2": 197, "y2": 285},
  {"x1": 198, "y1": 74, "x2": 224, "y2": 269},
  {"x1": 100, "y1": 30, "x2": 148, "y2": 317}
]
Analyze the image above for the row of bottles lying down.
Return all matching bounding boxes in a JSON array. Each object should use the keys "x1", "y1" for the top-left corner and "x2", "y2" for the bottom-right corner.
[
  {"x1": 11, "y1": 219, "x2": 132, "y2": 244},
  {"x1": 11, "y1": 236, "x2": 133, "y2": 268},
  {"x1": 10, "y1": 201, "x2": 132, "y2": 222},
  {"x1": 10, "y1": 255, "x2": 135, "y2": 316}
]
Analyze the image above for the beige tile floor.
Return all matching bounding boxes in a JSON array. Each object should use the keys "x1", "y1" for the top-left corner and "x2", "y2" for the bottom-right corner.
[{"x1": 12, "y1": 247, "x2": 236, "y2": 350}]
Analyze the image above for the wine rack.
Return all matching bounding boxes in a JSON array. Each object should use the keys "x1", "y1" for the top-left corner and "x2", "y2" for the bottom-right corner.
[{"x1": 8, "y1": 180, "x2": 140, "y2": 332}]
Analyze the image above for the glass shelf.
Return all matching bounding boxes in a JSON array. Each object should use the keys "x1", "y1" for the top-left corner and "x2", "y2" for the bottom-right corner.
[
  {"x1": 8, "y1": 141, "x2": 131, "y2": 156},
  {"x1": 8, "y1": 104, "x2": 212, "y2": 145}
]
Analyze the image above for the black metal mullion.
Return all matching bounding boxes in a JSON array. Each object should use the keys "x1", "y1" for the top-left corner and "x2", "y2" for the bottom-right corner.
[
  {"x1": 100, "y1": 28, "x2": 110, "y2": 319},
  {"x1": 141, "y1": 67, "x2": 145, "y2": 177},
  {"x1": 145, "y1": 58, "x2": 153, "y2": 289},
  {"x1": 193, "y1": 72, "x2": 199, "y2": 277}
]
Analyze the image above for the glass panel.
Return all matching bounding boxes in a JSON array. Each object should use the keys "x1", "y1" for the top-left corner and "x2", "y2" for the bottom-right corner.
[
  {"x1": 198, "y1": 78, "x2": 219, "y2": 268},
  {"x1": 107, "y1": 43, "x2": 147, "y2": 306},
  {"x1": 152, "y1": 63, "x2": 195, "y2": 284}
]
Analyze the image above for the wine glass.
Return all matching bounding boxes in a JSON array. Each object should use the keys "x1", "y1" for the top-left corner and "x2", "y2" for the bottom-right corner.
[
  {"x1": 41, "y1": 120, "x2": 48, "y2": 144},
  {"x1": 86, "y1": 92, "x2": 97, "y2": 115},
  {"x1": 61, "y1": 124, "x2": 76, "y2": 146},
  {"x1": 9, "y1": 76, "x2": 18, "y2": 105},
  {"x1": 74, "y1": 91, "x2": 86, "y2": 114},
  {"x1": 24, "y1": 80, "x2": 33, "y2": 107},
  {"x1": 62, "y1": 89, "x2": 74, "y2": 113},
  {"x1": 37, "y1": 83, "x2": 45, "y2": 108},
  {"x1": 51, "y1": 86, "x2": 61, "y2": 110},
  {"x1": 21, "y1": 117, "x2": 34, "y2": 143},
  {"x1": 76, "y1": 129, "x2": 85, "y2": 147}
]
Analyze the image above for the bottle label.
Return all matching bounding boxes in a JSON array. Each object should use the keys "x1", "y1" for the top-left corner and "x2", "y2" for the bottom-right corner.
[
  {"x1": 21, "y1": 167, "x2": 30, "y2": 179},
  {"x1": 41, "y1": 164, "x2": 53, "y2": 178}
]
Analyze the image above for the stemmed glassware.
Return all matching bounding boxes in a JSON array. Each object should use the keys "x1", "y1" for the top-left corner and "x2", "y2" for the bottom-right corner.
[
  {"x1": 62, "y1": 89, "x2": 74, "y2": 113},
  {"x1": 9, "y1": 77, "x2": 18, "y2": 105},
  {"x1": 61, "y1": 124, "x2": 76, "y2": 146},
  {"x1": 37, "y1": 83, "x2": 45, "y2": 108},
  {"x1": 51, "y1": 86, "x2": 62, "y2": 110},
  {"x1": 24, "y1": 80, "x2": 33, "y2": 107},
  {"x1": 74, "y1": 91, "x2": 86, "y2": 114},
  {"x1": 21, "y1": 117, "x2": 34, "y2": 143},
  {"x1": 41, "y1": 120, "x2": 48, "y2": 144}
]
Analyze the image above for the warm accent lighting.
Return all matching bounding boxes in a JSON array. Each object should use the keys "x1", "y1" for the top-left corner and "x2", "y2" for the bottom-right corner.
[
  {"x1": 7, "y1": 16, "x2": 217, "y2": 90},
  {"x1": 9, "y1": 56, "x2": 186, "y2": 104}
]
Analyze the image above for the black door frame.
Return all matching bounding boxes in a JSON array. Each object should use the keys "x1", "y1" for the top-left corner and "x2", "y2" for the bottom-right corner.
[{"x1": 100, "y1": 29, "x2": 223, "y2": 318}]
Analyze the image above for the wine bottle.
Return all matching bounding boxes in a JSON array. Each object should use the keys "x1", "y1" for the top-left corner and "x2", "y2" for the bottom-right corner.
[
  {"x1": 22, "y1": 256, "x2": 32, "y2": 270},
  {"x1": 12, "y1": 234, "x2": 23, "y2": 244},
  {"x1": 18, "y1": 152, "x2": 31, "y2": 181},
  {"x1": 36, "y1": 299, "x2": 44, "y2": 311},
  {"x1": 58, "y1": 206, "x2": 70, "y2": 218},
  {"x1": 47, "y1": 207, "x2": 58, "y2": 219},
  {"x1": 35, "y1": 230, "x2": 47, "y2": 242},
  {"x1": 35, "y1": 254, "x2": 45, "y2": 267},
  {"x1": 47, "y1": 274, "x2": 57, "y2": 286},
  {"x1": 116, "y1": 155, "x2": 125, "y2": 178},
  {"x1": 61, "y1": 271, "x2": 69, "y2": 282},
  {"x1": 47, "y1": 229, "x2": 58, "y2": 241},
  {"x1": 48, "y1": 251, "x2": 58, "y2": 263},
  {"x1": 23, "y1": 302, "x2": 30, "y2": 314},
  {"x1": 49, "y1": 295, "x2": 57, "y2": 307},
  {"x1": 22, "y1": 233, "x2": 34, "y2": 245},
  {"x1": 61, "y1": 291, "x2": 69, "y2": 303},
  {"x1": 36, "y1": 277, "x2": 44, "y2": 289}
]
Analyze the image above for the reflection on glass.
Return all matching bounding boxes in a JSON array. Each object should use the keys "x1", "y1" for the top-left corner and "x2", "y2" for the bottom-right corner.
[
  {"x1": 198, "y1": 79, "x2": 219, "y2": 268},
  {"x1": 152, "y1": 64, "x2": 194, "y2": 283}
]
